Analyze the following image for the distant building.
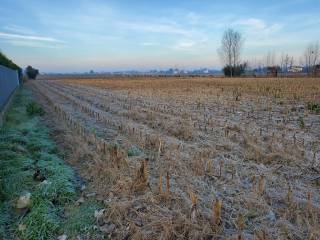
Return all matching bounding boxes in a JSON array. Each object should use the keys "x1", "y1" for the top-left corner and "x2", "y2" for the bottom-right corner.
[{"x1": 288, "y1": 66, "x2": 303, "y2": 73}]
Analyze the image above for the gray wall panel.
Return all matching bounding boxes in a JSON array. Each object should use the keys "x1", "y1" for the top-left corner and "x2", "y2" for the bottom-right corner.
[{"x1": 0, "y1": 65, "x2": 20, "y2": 110}]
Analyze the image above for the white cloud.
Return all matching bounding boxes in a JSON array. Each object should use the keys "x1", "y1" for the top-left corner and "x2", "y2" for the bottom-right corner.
[
  {"x1": 6, "y1": 40, "x2": 64, "y2": 49},
  {"x1": 232, "y1": 18, "x2": 282, "y2": 36},
  {"x1": 0, "y1": 31, "x2": 65, "y2": 49},
  {"x1": 172, "y1": 40, "x2": 196, "y2": 51},
  {"x1": 0, "y1": 32, "x2": 63, "y2": 43},
  {"x1": 118, "y1": 21, "x2": 191, "y2": 36},
  {"x1": 234, "y1": 18, "x2": 267, "y2": 30},
  {"x1": 177, "y1": 41, "x2": 195, "y2": 48},
  {"x1": 4, "y1": 25, "x2": 35, "y2": 35}
]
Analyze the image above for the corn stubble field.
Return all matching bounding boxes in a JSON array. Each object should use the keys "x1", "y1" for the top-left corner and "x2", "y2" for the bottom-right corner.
[{"x1": 32, "y1": 77, "x2": 320, "y2": 239}]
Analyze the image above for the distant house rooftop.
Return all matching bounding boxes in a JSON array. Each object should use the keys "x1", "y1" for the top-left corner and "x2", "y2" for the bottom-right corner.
[{"x1": 288, "y1": 66, "x2": 303, "y2": 73}]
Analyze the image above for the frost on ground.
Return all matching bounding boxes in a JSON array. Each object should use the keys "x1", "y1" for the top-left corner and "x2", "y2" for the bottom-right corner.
[{"x1": 32, "y1": 77, "x2": 320, "y2": 239}]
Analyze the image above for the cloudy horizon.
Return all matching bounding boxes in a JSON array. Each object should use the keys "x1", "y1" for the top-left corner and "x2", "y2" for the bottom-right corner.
[{"x1": 0, "y1": 0, "x2": 319, "y2": 73}]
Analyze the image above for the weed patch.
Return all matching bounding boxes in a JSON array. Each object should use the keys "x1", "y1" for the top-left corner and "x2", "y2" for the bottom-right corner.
[{"x1": 26, "y1": 102, "x2": 45, "y2": 116}]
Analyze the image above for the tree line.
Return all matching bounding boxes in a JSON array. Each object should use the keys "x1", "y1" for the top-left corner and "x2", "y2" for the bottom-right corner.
[
  {"x1": 218, "y1": 28, "x2": 320, "y2": 77},
  {"x1": 0, "y1": 50, "x2": 39, "y2": 80}
]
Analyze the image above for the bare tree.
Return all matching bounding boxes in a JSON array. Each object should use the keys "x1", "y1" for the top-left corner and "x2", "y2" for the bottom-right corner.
[
  {"x1": 218, "y1": 29, "x2": 243, "y2": 77},
  {"x1": 280, "y1": 53, "x2": 294, "y2": 75},
  {"x1": 265, "y1": 51, "x2": 276, "y2": 67},
  {"x1": 304, "y1": 42, "x2": 320, "y2": 75}
]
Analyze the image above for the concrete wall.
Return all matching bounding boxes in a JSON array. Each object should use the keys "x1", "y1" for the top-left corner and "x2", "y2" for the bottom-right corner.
[
  {"x1": 0, "y1": 65, "x2": 20, "y2": 126},
  {"x1": 0, "y1": 65, "x2": 19, "y2": 110}
]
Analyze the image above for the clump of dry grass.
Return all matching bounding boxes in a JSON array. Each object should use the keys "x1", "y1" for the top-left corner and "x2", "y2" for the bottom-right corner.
[
  {"x1": 168, "y1": 119, "x2": 195, "y2": 141},
  {"x1": 191, "y1": 149, "x2": 215, "y2": 176}
]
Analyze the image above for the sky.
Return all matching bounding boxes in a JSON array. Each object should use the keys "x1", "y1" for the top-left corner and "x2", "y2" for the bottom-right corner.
[{"x1": 0, "y1": 0, "x2": 319, "y2": 73}]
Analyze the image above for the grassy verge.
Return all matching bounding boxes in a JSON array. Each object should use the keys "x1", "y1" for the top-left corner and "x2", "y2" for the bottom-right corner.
[{"x1": 0, "y1": 88, "x2": 102, "y2": 239}]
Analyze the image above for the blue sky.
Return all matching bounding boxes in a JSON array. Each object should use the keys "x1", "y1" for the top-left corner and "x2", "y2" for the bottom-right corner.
[{"x1": 0, "y1": 0, "x2": 319, "y2": 72}]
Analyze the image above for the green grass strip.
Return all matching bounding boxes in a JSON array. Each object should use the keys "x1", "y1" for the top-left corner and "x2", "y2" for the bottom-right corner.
[{"x1": 0, "y1": 88, "x2": 102, "y2": 240}]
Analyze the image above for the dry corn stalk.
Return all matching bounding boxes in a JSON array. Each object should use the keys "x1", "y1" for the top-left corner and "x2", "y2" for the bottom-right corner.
[
  {"x1": 158, "y1": 171, "x2": 163, "y2": 194},
  {"x1": 286, "y1": 184, "x2": 292, "y2": 202},
  {"x1": 235, "y1": 213, "x2": 245, "y2": 231},
  {"x1": 166, "y1": 171, "x2": 170, "y2": 197},
  {"x1": 133, "y1": 160, "x2": 148, "y2": 192},
  {"x1": 224, "y1": 127, "x2": 229, "y2": 137},
  {"x1": 205, "y1": 159, "x2": 213, "y2": 174},
  {"x1": 188, "y1": 188, "x2": 198, "y2": 222},
  {"x1": 219, "y1": 161, "x2": 224, "y2": 178},
  {"x1": 110, "y1": 144, "x2": 123, "y2": 168},
  {"x1": 235, "y1": 213, "x2": 245, "y2": 239},
  {"x1": 230, "y1": 164, "x2": 236, "y2": 179},
  {"x1": 212, "y1": 199, "x2": 222, "y2": 226},
  {"x1": 258, "y1": 175, "x2": 265, "y2": 196},
  {"x1": 307, "y1": 192, "x2": 312, "y2": 214},
  {"x1": 252, "y1": 175, "x2": 256, "y2": 192},
  {"x1": 158, "y1": 138, "x2": 162, "y2": 155}
]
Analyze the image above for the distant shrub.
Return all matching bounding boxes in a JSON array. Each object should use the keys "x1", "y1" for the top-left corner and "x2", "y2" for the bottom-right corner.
[
  {"x1": 26, "y1": 102, "x2": 45, "y2": 116},
  {"x1": 223, "y1": 63, "x2": 247, "y2": 77},
  {"x1": 25, "y1": 66, "x2": 39, "y2": 79}
]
